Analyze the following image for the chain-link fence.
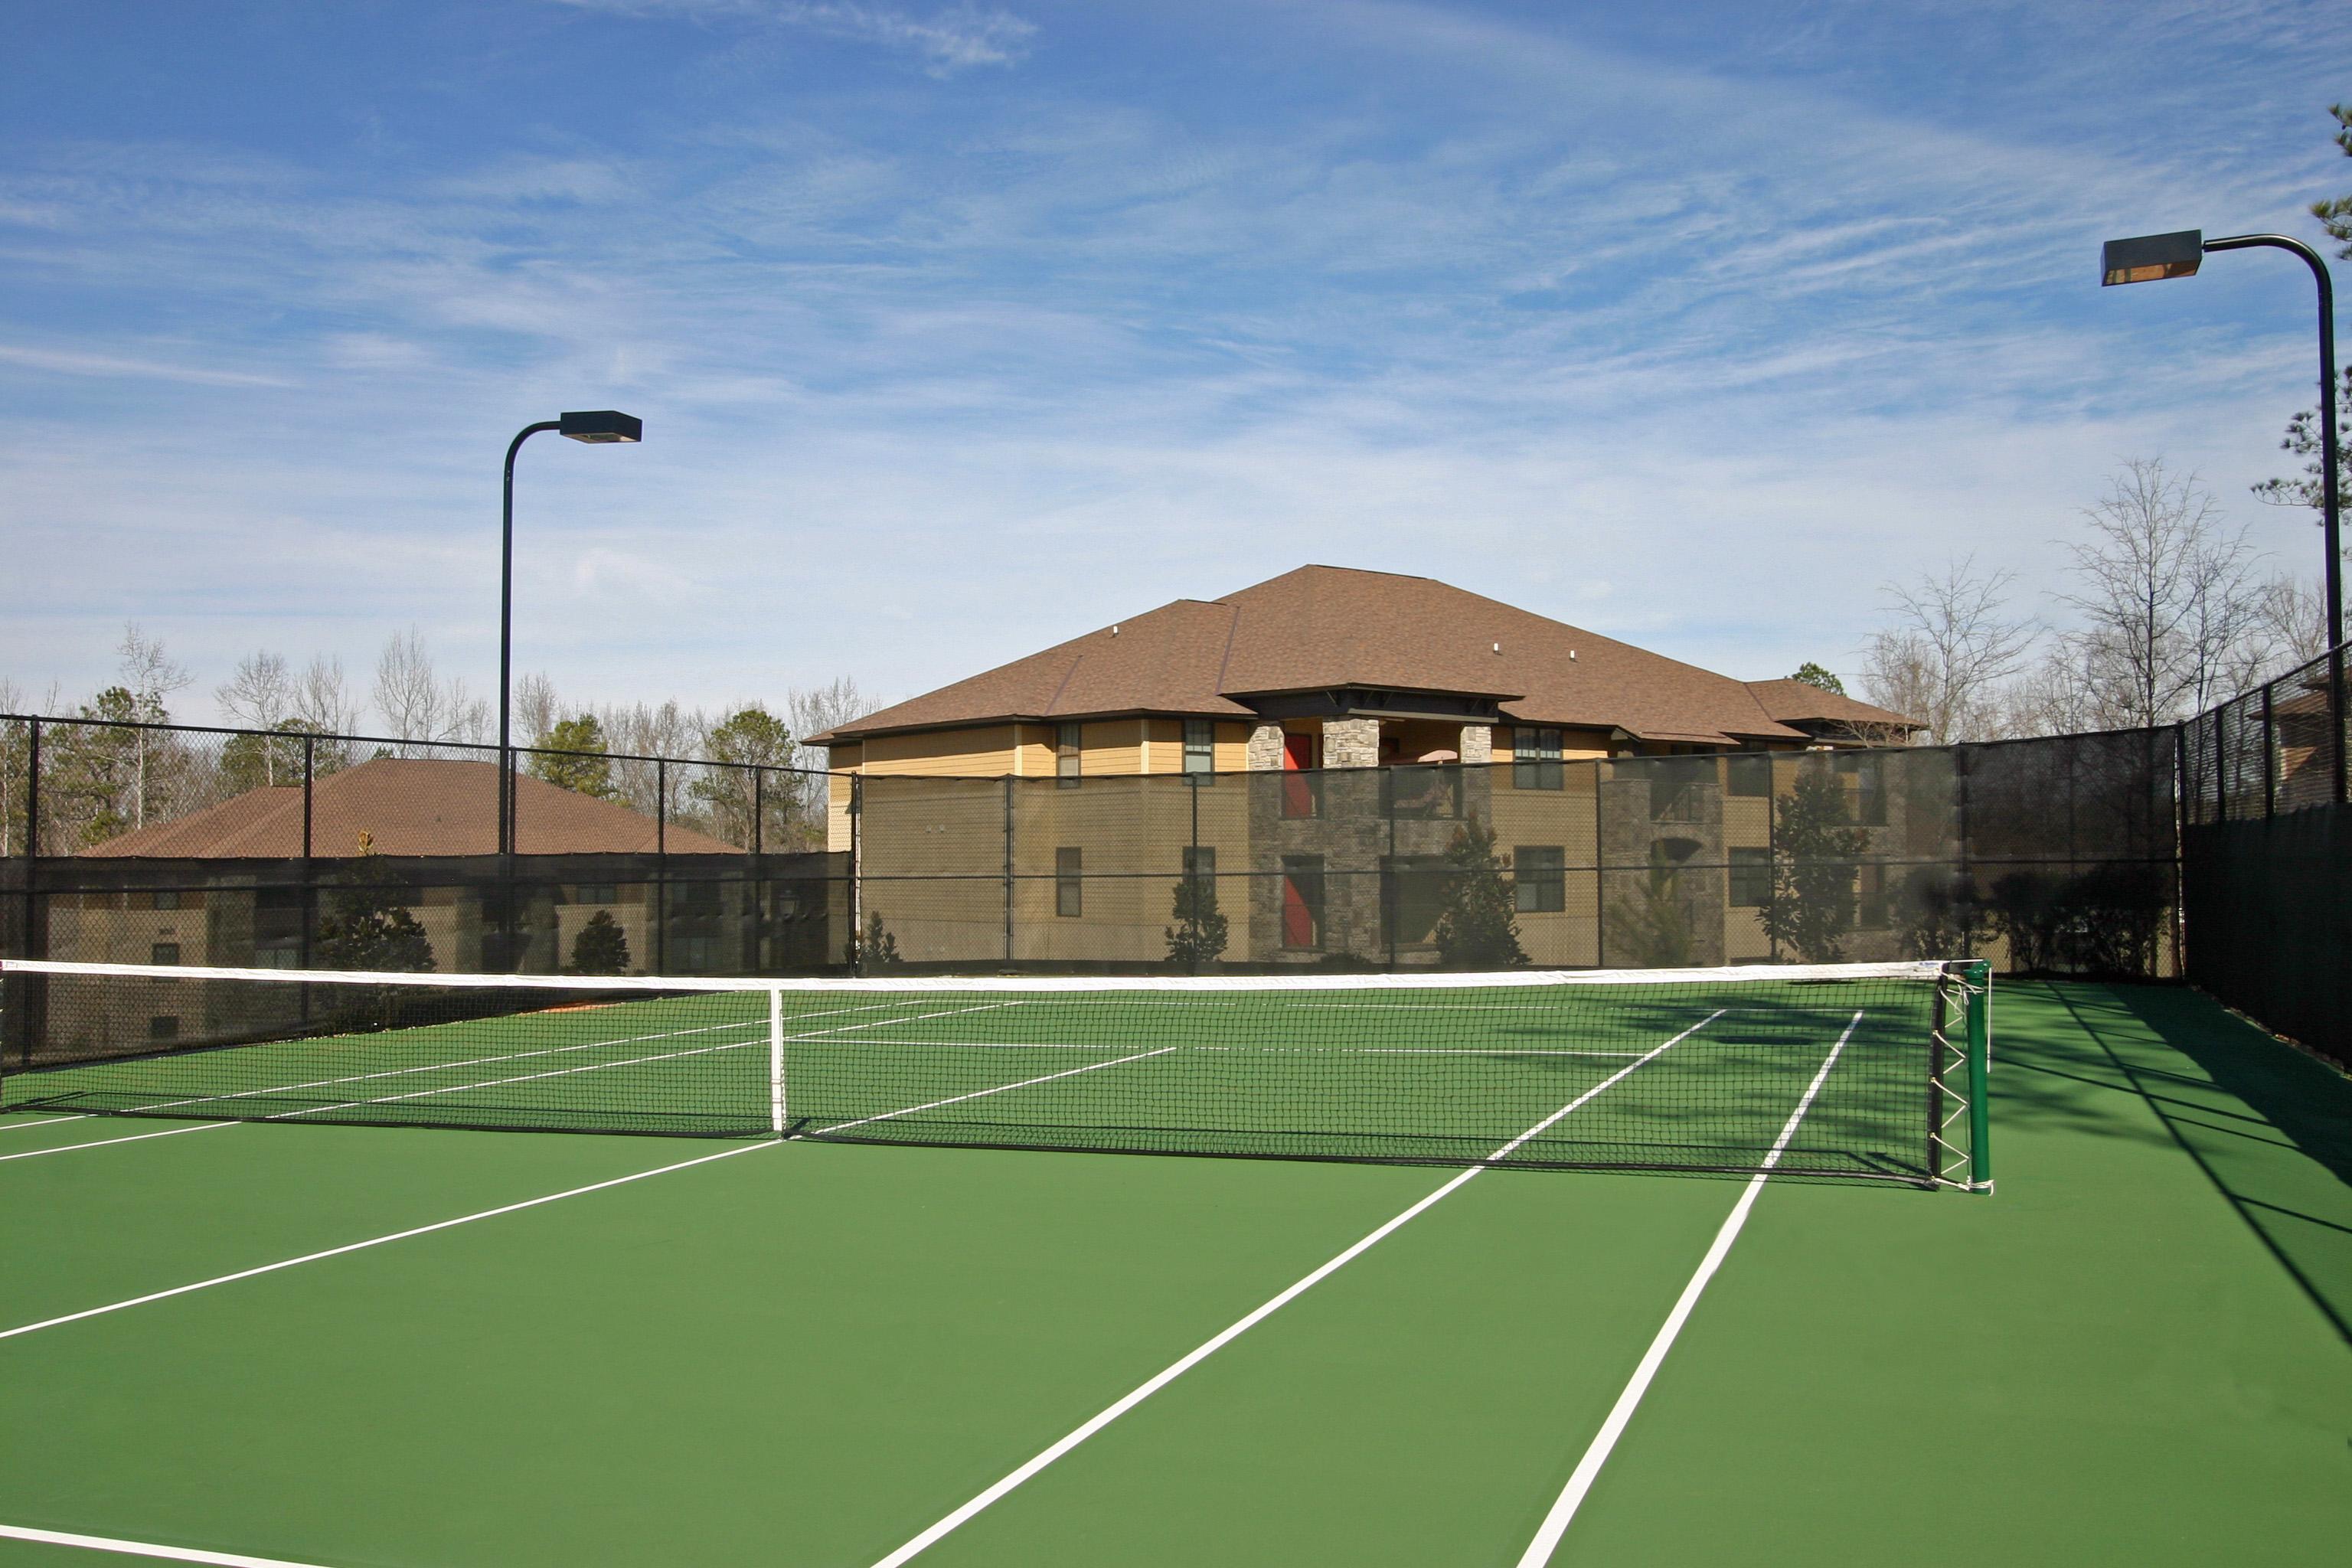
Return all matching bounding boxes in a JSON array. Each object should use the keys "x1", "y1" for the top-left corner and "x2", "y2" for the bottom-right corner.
[
  {"x1": 2177, "y1": 642, "x2": 2350, "y2": 1062},
  {"x1": 9, "y1": 665, "x2": 2344, "y2": 1053}
]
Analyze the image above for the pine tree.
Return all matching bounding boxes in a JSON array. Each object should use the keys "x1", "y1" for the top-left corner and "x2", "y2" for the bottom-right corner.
[
  {"x1": 1432, "y1": 813, "x2": 1526, "y2": 969},
  {"x1": 1165, "y1": 866, "x2": 1230, "y2": 969},
  {"x1": 530, "y1": 715, "x2": 618, "y2": 799},
  {"x1": 568, "y1": 909, "x2": 631, "y2": 975},
  {"x1": 1758, "y1": 760, "x2": 1868, "y2": 962},
  {"x1": 315, "y1": 834, "x2": 436, "y2": 974},
  {"x1": 845, "y1": 909, "x2": 901, "y2": 971}
]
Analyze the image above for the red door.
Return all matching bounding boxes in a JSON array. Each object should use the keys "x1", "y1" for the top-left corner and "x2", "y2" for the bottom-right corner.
[{"x1": 1282, "y1": 731, "x2": 1317, "y2": 818}]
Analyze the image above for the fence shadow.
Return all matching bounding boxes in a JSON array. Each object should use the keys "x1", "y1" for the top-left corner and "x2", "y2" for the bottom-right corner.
[{"x1": 2062, "y1": 984, "x2": 2352, "y2": 1342}]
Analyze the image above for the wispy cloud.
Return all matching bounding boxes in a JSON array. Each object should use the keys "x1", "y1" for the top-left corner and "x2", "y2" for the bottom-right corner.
[
  {"x1": 553, "y1": 0, "x2": 1037, "y2": 74},
  {"x1": 1, "y1": 0, "x2": 2342, "y2": 720},
  {"x1": 0, "y1": 342, "x2": 292, "y2": 387}
]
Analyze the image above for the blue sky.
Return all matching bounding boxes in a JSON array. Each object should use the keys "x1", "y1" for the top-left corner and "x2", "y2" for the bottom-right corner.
[{"x1": 2, "y1": 0, "x2": 2346, "y2": 724}]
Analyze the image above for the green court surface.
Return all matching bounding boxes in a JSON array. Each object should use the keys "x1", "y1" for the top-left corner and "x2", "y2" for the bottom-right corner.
[{"x1": 0, "y1": 980, "x2": 2345, "y2": 1566}]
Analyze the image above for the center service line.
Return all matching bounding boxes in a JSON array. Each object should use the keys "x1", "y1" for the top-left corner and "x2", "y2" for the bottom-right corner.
[
  {"x1": 867, "y1": 1011, "x2": 1727, "y2": 1568},
  {"x1": 1512, "y1": 1009, "x2": 1866, "y2": 1567}
]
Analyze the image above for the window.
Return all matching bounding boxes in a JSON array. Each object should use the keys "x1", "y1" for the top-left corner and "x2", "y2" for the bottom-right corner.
[
  {"x1": 1857, "y1": 863, "x2": 1890, "y2": 929},
  {"x1": 671, "y1": 933, "x2": 720, "y2": 971},
  {"x1": 149, "y1": 942, "x2": 181, "y2": 966},
  {"x1": 1726, "y1": 754, "x2": 1772, "y2": 798},
  {"x1": 1837, "y1": 753, "x2": 1887, "y2": 826},
  {"x1": 146, "y1": 890, "x2": 181, "y2": 911},
  {"x1": 1381, "y1": 855, "x2": 1449, "y2": 946},
  {"x1": 1514, "y1": 846, "x2": 1566, "y2": 913},
  {"x1": 574, "y1": 884, "x2": 618, "y2": 905},
  {"x1": 1057, "y1": 847, "x2": 1083, "y2": 917},
  {"x1": 1057, "y1": 723, "x2": 1083, "y2": 787},
  {"x1": 1183, "y1": 720, "x2": 1215, "y2": 779},
  {"x1": 1730, "y1": 847, "x2": 1772, "y2": 907},
  {"x1": 1181, "y1": 845, "x2": 1216, "y2": 884},
  {"x1": 1513, "y1": 727, "x2": 1564, "y2": 790},
  {"x1": 1280, "y1": 855, "x2": 1325, "y2": 949},
  {"x1": 672, "y1": 880, "x2": 722, "y2": 912}
]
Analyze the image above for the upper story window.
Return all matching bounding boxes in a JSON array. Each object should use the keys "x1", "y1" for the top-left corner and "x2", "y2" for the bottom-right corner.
[
  {"x1": 1836, "y1": 753, "x2": 1887, "y2": 826},
  {"x1": 1514, "y1": 727, "x2": 1564, "y2": 790},
  {"x1": 1057, "y1": 722, "x2": 1082, "y2": 787},
  {"x1": 1182, "y1": 720, "x2": 1215, "y2": 778},
  {"x1": 1726, "y1": 753, "x2": 1772, "y2": 798}
]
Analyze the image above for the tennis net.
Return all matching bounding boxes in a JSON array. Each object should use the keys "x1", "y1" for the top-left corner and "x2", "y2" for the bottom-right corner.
[{"x1": 0, "y1": 959, "x2": 1991, "y2": 1187}]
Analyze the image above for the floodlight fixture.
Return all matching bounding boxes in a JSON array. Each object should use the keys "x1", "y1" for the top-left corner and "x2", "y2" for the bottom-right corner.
[
  {"x1": 559, "y1": 410, "x2": 643, "y2": 444},
  {"x1": 2100, "y1": 230, "x2": 2203, "y2": 286}
]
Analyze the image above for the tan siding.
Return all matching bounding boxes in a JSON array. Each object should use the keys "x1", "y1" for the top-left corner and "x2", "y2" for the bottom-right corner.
[
  {"x1": 1079, "y1": 720, "x2": 1144, "y2": 776},
  {"x1": 1213, "y1": 722, "x2": 1251, "y2": 772},
  {"x1": 861, "y1": 725, "x2": 1020, "y2": 776}
]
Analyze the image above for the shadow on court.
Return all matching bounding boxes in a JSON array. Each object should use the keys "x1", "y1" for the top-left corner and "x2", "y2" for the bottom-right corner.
[{"x1": 2046, "y1": 983, "x2": 2352, "y2": 1342}]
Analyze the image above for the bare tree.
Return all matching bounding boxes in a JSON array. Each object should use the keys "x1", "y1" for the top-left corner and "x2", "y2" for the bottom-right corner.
[
  {"x1": 114, "y1": 624, "x2": 194, "y2": 830},
  {"x1": 1998, "y1": 645, "x2": 2105, "y2": 737},
  {"x1": 515, "y1": 671, "x2": 562, "y2": 749},
  {"x1": 118, "y1": 623, "x2": 192, "y2": 711},
  {"x1": 2059, "y1": 461, "x2": 2272, "y2": 727},
  {"x1": 787, "y1": 677, "x2": 880, "y2": 773},
  {"x1": 217, "y1": 652, "x2": 295, "y2": 729},
  {"x1": 1860, "y1": 557, "x2": 2037, "y2": 744},
  {"x1": 2252, "y1": 574, "x2": 2330, "y2": 671},
  {"x1": 372, "y1": 628, "x2": 490, "y2": 755},
  {"x1": 290, "y1": 656, "x2": 361, "y2": 740}
]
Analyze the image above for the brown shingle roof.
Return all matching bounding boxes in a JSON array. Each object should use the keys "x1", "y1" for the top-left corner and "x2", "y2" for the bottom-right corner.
[
  {"x1": 813, "y1": 565, "x2": 1917, "y2": 746},
  {"x1": 82, "y1": 758, "x2": 743, "y2": 858},
  {"x1": 1742, "y1": 678, "x2": 1916, "y2": 731}
]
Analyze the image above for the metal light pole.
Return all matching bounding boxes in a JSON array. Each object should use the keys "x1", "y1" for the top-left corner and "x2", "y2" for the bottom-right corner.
[
  {"x1": 498, "y1": 411, "x2": 642, "y2": 958},
  {"x1": 2102, "y1": 229, "x2": 2344, "y2": 801}
]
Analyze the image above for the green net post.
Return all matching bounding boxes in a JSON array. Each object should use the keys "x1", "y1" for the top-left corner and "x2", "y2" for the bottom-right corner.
[{"x1": 1965, "y1": 959, "x2": 1993, "y2": 1191}]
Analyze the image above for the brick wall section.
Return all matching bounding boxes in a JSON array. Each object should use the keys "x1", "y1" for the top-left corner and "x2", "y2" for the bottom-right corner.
[
  {"x1": 1246, "y1": 721, "x2": 1286, "y2": 770},
  {"x1": 1323, "y1": 717, "x2": 1381, "y2": 769},
  {"x1": 1459, "y1": 724, "x2": 1492, "y2": 764}
]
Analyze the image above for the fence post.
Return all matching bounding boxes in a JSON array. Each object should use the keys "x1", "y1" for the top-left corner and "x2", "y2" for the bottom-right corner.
[
  {"x1": 1002, "y1": 774, "x2": 1014, "y2": 966},
  {"x1": 21, "y1": 717, "x2": 38, "y2": 952},
  {"x1": 655, "y1": 757, "x2": 668, "y2": 975},
  {"x1": 848, "y1": 773, "x2": 864, "y2": 976},
  {"x1": 2335, "y1": 644, "x2": 2349, "y2": 806},
  {"x1": 1592, "y1": 757, "x2": 1606, "y2": 966},
  {"x1": 2261, "y1": 681, "x2": 2275, "y2": 817},
  {"x1": 752, "y1": 767, "x2": 764, "y2": 856},
  {"x1": 2212, "y1": 705, "x2": 2227, "y2": 821},
  {"x1": 299, "y1": 734, "x2": 315, "y2": 975}
]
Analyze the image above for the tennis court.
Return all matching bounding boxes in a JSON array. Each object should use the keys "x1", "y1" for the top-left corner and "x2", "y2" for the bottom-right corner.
[{"x1": 1, "y1": 972, "x2": 2346, "y2": 1565}]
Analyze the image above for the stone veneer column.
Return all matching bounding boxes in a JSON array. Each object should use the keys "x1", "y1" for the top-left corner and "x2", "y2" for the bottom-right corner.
[
  {"x1": 1459, "y1": 724, "x2": 1493, "y2": 764},
  {"x1": 1322, "y1": 717, "x2": 1381, "y2": 769},
  {"x1": 1246, "y1": 720, "x2": 1287, "y2": 769}
]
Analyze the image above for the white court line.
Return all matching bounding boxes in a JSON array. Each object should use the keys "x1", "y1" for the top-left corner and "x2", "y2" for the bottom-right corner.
[
  {"x1": 0, "y1": 1122, "x2": 238, "y2": 1163},
  {"x1": 805, "y1": 1047, "x2": 1180, "y2": 1137},
  {"x1": 0, "y1": 1523, "x2": 332, "y2": 1566},
  {"x1": 0, "y1": 1139, "x2": 779, "y2": 1344},
  {"x1": 0, "y1": 1017, "x2": 1181, "y2": 1345},
  {"x1": 1511, "y1": 1009, "x2": 1867, "y2": 1568},
  {"x1": 788, "y1": 1038, "x2": 1647, "y2": 1059},
  {"x1": 867, "y1": 1009, "x2": 1727, "y2": 1568},
  {"x1": 1, "y1": 997, "x2": 983, "y2": 1155},
  {"x1": 269, "y1": 1001, "x2": 1039, "y2": 1121},
  {"x1": 0, "y1": 1114, "x2": 91, "y2": 1134}
]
